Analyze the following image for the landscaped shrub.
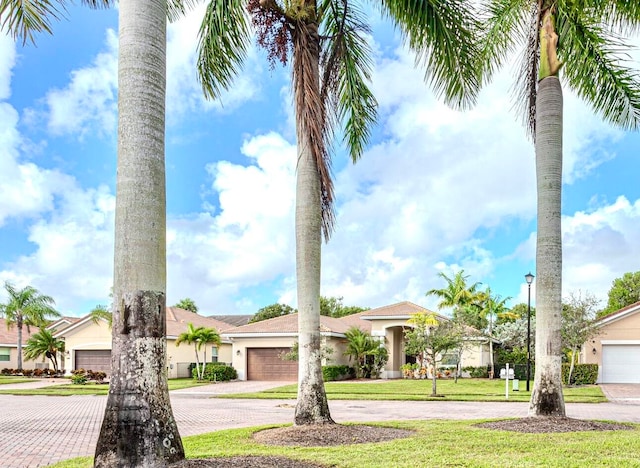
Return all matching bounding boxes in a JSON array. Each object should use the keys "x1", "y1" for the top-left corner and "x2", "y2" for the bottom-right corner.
[
  {"x1": 462, "y1": 366, "x2": 489, "y2": 378},
  {"x1": 197, "y1": 363, "x2": 237, "y2": 382},
  {"x1": 323, "y1": 365, "x2": 354, "y2": 381},
  {"x1": 562, "y1": 363, "x2": 598, "y2": 385},
  {"x1": 71, "y1": 373, "x2": 88, "y2": 385},
  {"x1": 1, "y1": 368, "x2": 11, "y2": 375}
]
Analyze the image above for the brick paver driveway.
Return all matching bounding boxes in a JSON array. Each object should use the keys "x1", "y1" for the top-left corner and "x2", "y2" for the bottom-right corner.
[{"x1": 1, "y1": 381, "x2": 639, "y2": 467}]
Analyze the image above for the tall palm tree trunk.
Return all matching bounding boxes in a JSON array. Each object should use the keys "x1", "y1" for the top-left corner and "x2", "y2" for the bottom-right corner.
[
  {"x1": 529, "y1": 75, "x2": 566, "y2": 417},
  {"x1": 292, "y1": 13, "x2": 333, "y2": 426},
  {"x1": 94, "y1": 0, "x2": 185, "y2": 465},
  {"x1": 16, "y1": 316, "x2": 23, "y2": 370}
]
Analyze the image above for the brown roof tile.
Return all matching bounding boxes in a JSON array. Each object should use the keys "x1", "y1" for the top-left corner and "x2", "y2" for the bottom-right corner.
[
  {"x1": 223, "y1": 313, "x2": 372, "y2": 335},
  {"x1": 0, "y1": 319, "x2": 40, "y2": 347},
  {"x1": 360, "y1": 301, "x2": 445, "y2": 320},
  {"x1": 165, "y1": 307, "x2": 234, "y2": 337}
]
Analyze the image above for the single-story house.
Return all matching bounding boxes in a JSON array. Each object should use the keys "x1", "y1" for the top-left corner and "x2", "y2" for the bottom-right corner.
[
  {"x1": 224, "y1": 301, "x2": 495, "y2": 381},
  {"x1": 54, "y1": 307, "x2": 234, "y2": 379},
  {"x1": 581, "y1": 300, "x2": 640, "y2": 383},
  {"x1": 0, "y1": 318, "x2": 43, "y2": 370}
]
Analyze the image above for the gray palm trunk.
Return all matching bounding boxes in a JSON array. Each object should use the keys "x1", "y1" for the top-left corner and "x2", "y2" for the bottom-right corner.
[
  {"x1": 94, "y1": 0, "x2": 185, "y2": 465},
  {"x1": 16, "y1": 316, "x2": 23, "y2": 370},
  {"x1": 529, "y1": 76, "x2": 566, "y2": 417},
  {"x1": 293, "y1": 17, "x2": 333, "y2": 426}
]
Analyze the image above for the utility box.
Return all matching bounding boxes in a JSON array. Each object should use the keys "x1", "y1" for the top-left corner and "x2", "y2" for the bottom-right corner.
[{"x1": 512, "y1": 379, "x2": 520, "y2": 391}]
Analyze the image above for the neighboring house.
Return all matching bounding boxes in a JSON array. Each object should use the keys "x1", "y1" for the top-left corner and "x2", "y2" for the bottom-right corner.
[
  {"x1": 46, "y1": 317, "x2": 82, "y2": 334},
  {"x1": 224, "y1": 301, "x2": 494, "y2": 381},
  {"x1": 582, "y1": 301, "x2": 640, "y2": 383},
  {"x1": 0, "y1": 318, "x2": 42, "y2": 370},
  {"x1": 54, "y1": 307, "x2": 234, "y2": 378}
]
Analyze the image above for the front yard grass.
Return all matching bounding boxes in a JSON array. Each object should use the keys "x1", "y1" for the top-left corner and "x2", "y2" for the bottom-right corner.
[
  {"x1": 48, "y1": 419, "x2": 640, "y2": 468},
  {"x1": 221, "y1": 378, "x2": 606, "y2": 403},
  {"x1": 0, "y1": 378, "x2": 210, "y2": 396},
  {"x1": 0, "y1": 376, "x2": 32, "y2": 385}
]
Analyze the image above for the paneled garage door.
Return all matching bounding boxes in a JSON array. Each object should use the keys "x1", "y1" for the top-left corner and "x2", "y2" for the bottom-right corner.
[
  {"x1": 75, "y1": 350, "x2": 111, "y2": 374},
  {"x1": 247, "y1": 348, "x2": 298, "y2": 381},
  {"x1": 601, "y1": 345, "x2": 640, "y2": 383}
]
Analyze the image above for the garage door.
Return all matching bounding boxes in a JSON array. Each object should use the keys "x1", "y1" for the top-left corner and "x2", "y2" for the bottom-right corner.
[
  {"x1": 75, "y1": 350, "x2": 111, "y2": 374},
  {"x1": 601, "y1": 345, "x2": 640, "y2": 383},
  {"x1": 247, "y1": 348, "x2": 298, "y2": 381}
]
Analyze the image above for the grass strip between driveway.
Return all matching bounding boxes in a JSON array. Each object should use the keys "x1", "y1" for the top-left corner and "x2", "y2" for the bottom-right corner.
[
  {"x1": 48, "y1": 419, "x2": 640, "y2": 468},
  {"x1": 0, "y1": 378, "x2": 209, "y2": 396},
  {"x1": 218, "y1": 379, "x2": 607, "y2": 403}
]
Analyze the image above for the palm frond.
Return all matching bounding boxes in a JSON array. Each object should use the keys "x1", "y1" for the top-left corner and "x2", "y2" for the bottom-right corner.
[
  {"x1": 292, "y1": 19, "x2": 335, "y2": 240},
  {"x1": 558, "y1": 6, "x2": 640, "y2": 131},
  {"x1": 379, "y1": 0, "x2": 483, "y2": 109},
  {"x1": 197, "y1": 0, "x2": 252, "y2": 100},
  {"x1": 511, "y1": 2, "x2": 540, "y2": 139},
  {"x1": 481, "y1": 0, "x2": 533, "y2": 84},
  {"x1": 166, "y1": 0, "x2": 202, "y2": 23},
  {"x1": 589, "y1": 0, "x2": 640, "y2": 35},
  {"x1": 320, "y1": 0, "x2": 377, "y2": 163}
]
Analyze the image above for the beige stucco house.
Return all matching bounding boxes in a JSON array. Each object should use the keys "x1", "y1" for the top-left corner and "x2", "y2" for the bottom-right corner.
[
  {"x1": 581, "y1": 300, "x2": 640, "y2": 383},
  {"x1": 224, "y1": 301, "x2": 494, "y2": 381},
  {"x1": 54, "y1": 307, "x2": 233, "y2": 379},
  {"x1": 0, "y1": 318, "x2": 42, "y2": 370}
]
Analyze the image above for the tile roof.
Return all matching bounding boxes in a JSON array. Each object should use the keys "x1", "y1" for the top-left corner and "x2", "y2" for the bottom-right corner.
[
  {"x1": 360, "y1": 301, "x2": 445, "y2": 320},
  {"x1": 222, "y1": 312, "x2": 372, "y2": 336},
  {"x1": 596, "y1": 300, "x2": 640, "y2": 326},
  {"x1": 165, "y1": 307, "x2": 235, "y2": 337},
  {"x1": 0, "y1": 319, "x2": 41, "y2": 347},
  {"x1": 209, "y1": 315, "x2": 253, "y2": 327}
]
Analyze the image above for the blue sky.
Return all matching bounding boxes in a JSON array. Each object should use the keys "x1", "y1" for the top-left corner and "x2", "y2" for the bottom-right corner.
[{"x1": 0, "y1": 5, "x2": 639, "y2": 317}]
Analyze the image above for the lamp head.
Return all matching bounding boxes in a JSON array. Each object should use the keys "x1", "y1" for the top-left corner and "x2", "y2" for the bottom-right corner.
[{"x1": 525, "y1": 272, "x2": 535, "y2": 285}]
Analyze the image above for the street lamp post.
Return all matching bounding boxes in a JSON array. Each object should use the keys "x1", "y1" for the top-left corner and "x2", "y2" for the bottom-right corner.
[{"x1": 525, "y1": 272, "x2": 534, "y2": 392}]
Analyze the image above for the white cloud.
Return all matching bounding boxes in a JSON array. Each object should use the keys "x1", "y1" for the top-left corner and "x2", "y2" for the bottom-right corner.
[
  {"x1": 0, "y1": 33, "x2": 15, "y2": 100},
  {"x1": 45, "y1": 29, "x2": 118, "y2": 137}
]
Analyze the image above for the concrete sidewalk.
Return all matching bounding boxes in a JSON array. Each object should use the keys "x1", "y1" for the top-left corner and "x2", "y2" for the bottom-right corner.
[{"x1": 0, "y1": 383, "x2": 639, "y2": 467}]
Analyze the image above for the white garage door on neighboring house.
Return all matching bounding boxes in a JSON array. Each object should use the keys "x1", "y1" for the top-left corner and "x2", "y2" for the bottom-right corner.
[
  {"x1": 601, "y1": 344, "x2": 640, "y2": 383},
  {"x1": 75, "y1": 350, "x2": 112, "y2": 375}
]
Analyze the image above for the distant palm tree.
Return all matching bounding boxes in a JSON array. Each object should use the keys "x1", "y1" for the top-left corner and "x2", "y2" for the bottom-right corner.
[
  {"x1": 174, "y1": 298, "x2": 199, "y2": 314},
  {"x1": 89, "y1": 305, "x2": 112, "y2": 328},
  {"x1": 23, "y1": 328, "x2": 65, "y2": 373},
  {"x1": 197, "y1": 0, "x2": 481, "y2": 425},
  {"x1": 482, "y1": 0, "x2": 640, "y2": 417},
  {"x1": 175, "y1": 324, "x2": 220, "y2": 380},
  {"x1": 343, "y1": 327, "x2": 375, "y2": 379},
  {"x1": 427, "y1": 271, "x2": 481, "y2": 314},
  {"x1": 0, "y1": 282, "x2": 59, "y2": 370}
]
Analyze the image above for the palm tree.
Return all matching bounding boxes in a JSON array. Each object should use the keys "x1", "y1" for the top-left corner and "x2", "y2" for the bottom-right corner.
[
  {"x1": 196, "y1": 327, "x2": 222, "y2": 373},
  {"x1": 197, "y1": 0, "x2": 481, "y2": 425},
  {"x1": 89, "y1": 304, "x2": 112, "y2": 328},
  {"x1": 23, "y1": 328, "x2": 65, "y2": 373},
  {"x1": 343, "y1": 327, "x2": 375, "y2": 379},
  {"x1": 427, "y1": 271, "x2": 482, "y2": 315},
  {"x1": 482, "y1": 1, "x2": 640, "y2": 417},
  {"x1": 2, "y1": 0, "x2": 191, "y2": 464},
  {"x1": 476, "y1": 287, "x2": 511, "y2": 379},
  {"x1": 176, "y1": 324, "x2": 221, "y2": 379},
  {"x1": 0, "y1": 282, "x2": 59, "y2": 370}
]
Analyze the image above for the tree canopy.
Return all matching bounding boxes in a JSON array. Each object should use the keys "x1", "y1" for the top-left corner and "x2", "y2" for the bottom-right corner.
[
  {"x1": 174, "y1": 297, "x2": 199, "y2": 314},
  {"x1": 599, "y1": 271, "x2": 640, "y2": 318}
]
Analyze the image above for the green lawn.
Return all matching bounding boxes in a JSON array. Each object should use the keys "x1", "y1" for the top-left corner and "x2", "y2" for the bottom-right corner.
[
  {"x1": 0, "y1": 376, "x2": 32, "y2": 385},
  {"x1": 0, "y1": 378, "x2": 210, "y2": 396},
  {"x1": 220, "y1": 378, "x2": 607, "y2": 403},
  {"x1": 48, "y1": 419, "x2": 640, "y2": 468}
]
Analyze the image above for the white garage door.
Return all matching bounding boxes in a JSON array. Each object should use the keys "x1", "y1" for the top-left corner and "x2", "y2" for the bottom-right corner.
[{"x1": 601, "y1": 345, "x2": 640, "y2": 383}]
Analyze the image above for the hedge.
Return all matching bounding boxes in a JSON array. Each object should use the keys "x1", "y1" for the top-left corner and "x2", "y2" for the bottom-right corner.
[
  {"x1": 322, "y1": 365, "x2": 354, "y2": 381},
  {"x1": 195, "y1": 363, "x2": 238, "y2": 382},
  {"x1": 562, "y1": 363, "x2": 598, "y2": 385}
]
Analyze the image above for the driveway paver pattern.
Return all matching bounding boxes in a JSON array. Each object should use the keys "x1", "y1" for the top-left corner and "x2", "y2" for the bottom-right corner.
[{"x1": 0, "y1": 381, "x2": 639, "y2": 467}]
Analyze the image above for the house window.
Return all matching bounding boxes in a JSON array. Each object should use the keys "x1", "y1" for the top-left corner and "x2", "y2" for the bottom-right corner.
[
  {"x1": 211, "y1": 347, "x2": 218, "y2": 363},
  {"x1": 0, "y1": 348, "x2": 10, "y2": 362}
]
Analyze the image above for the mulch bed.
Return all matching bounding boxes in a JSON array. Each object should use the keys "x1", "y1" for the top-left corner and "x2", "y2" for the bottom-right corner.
[{"x1": 476, "y1": 416, "x2": 634, "y2": 433}]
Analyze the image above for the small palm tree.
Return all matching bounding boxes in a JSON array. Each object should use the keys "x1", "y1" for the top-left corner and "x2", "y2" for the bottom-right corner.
[
  {"x1": 427, "y1": 271, "x2": 482, "y2": 314},
  {"x1": 23, "y1": 329, "x2": 65, "y2": 373},
  {"x1": 0, "y1": 282, "x2": 59, "y2": 370},
  {"x1": 343, "y1": 327, "x2": 376, "y2": 379},
  {"x1": 175, "y1": 324, "x2": 220, "y2": 380},
  {"x1": 196, "y1": 327, "x2": 221, "y2": 371}
]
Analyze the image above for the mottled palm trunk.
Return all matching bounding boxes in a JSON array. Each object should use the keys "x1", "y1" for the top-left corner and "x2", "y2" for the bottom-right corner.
[
  {"x1": 94, "y1": 0, "x2": 185, "y2": 465},
  {"x1": 292, "y1": 9, "x2": 333, "y2": 426},
  {"x1": 529, "y1": 76, "x2": 566, "y2": 417}
]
